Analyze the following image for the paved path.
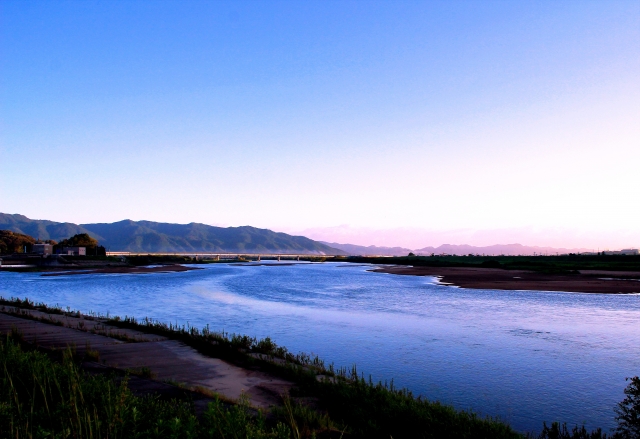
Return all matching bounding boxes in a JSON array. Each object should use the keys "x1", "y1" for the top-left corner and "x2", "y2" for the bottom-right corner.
[{"x1": 0, "y1": 308, "x2": 292, "y2": 409}]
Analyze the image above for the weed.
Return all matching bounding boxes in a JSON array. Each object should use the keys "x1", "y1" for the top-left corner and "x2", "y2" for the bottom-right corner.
[
  {"x1": 84, "y1": 342, "x2": 100, "y2": 362},
  {"x1": 0, "y1": 337, "x2": 291, "y2": 438},
  {"x1": 127, "y1": 366, "x2": 156, "y2": 379}
]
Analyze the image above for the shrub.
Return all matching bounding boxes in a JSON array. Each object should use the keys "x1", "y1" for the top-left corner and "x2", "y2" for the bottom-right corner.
[{"x1": 615, "y1": 376, "x2": 640, "y2": 439}]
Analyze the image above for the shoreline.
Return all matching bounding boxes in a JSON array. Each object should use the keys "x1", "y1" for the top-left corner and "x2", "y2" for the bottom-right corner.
[
  {"x1": 372, "y1": 265, "x2": 640, "y2": 294},
  {"x1": 0, "y1": 295, "x2": 629, "y2": 437},
  {"x1": 0, "y1": 301, "x2": 293, "y2": 409}
]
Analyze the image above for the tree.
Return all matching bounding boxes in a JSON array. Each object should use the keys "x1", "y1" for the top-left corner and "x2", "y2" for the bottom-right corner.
[
  {"x1": 54, "y1": 233, "x2": 101, "y2": 256},
  {"x1": 615, "y1": 376, "x2": 640, "y2": 439},
  {"x1": 56, "y1": 233, "x2": 98, "y2": 248},
  {"x1": 0, "y1": 230, "x2": 36, "y2": 254}
]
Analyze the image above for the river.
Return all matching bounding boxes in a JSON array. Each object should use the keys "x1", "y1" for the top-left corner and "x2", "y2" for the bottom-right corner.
[{"x1": 1, "y1": 262, "x2": 638, "y2": 433}]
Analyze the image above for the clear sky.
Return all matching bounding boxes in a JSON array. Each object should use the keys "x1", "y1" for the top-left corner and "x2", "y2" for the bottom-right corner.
[{"x1": 1, "y1": 1, "x2": 639, "y2": 249}]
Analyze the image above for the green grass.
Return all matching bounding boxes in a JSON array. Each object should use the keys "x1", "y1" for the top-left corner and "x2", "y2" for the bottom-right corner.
[
  {"x1": 292, "y1": 368, "x2": 522, "y2": 439},
  {"x1": 0, "y1": 336, "x2": 291, "y2": 438}
]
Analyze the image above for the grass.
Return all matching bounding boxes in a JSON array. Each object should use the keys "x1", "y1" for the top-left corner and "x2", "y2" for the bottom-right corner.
[
  {"x1": 0, "y1": 336, "x2": 291, "y2": 438},
  {"x1": 290, "y1": 366, "x2": 522, "y2": 439},
  {"x1": 84, "y1": 342, "x2": 100, "y2": 362},
  {"x1": 1, "y1": 296, "x2": 638, "y2": 438},
  {"x1": 1, "y1": 336, "x2": 194, "y2": 438},
  {"x1": 127, "y1": 366, "x2": 156, "y2": 379}
]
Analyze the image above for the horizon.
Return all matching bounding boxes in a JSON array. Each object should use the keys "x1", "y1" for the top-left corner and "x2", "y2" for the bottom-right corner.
[{"x1": 2, "y1": 1, "x2": 638, "y2": 249}]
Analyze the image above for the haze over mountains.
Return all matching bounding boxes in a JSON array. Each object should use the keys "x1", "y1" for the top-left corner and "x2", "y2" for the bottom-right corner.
[
  {"x1": 323, "y1": 242, "x2": 592, "y2": 256},
  {"x1": 1, "y1": 213, "x2": 593, "y2": 256}
]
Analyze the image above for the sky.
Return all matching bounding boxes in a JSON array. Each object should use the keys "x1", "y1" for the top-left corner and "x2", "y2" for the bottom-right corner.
[{"x1": 1, "y1": 0, "x2": 639, "y2": 249}]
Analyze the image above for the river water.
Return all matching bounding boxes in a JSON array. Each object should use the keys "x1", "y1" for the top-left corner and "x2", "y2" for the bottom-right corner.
[{"x1": 1, "y1": 262, "x2": 638, "y2": 433}]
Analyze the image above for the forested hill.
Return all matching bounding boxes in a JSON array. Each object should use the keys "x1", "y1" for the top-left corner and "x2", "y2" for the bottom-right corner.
[
  {"x1": 0, "y1": 213, "x2": 93, "y2": 242},
  {"x1": 0, "y1": 214, "x2": 346, "y2": 255}
]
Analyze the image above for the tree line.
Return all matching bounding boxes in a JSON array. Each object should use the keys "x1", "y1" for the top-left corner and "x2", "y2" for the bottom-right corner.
[{"x1": 0, "y1": 230, "x2": 105, "y2": 256}]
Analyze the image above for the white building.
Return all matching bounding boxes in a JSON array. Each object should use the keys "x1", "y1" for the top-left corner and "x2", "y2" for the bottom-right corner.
[{"x1": 61, "y1": 246, "x2": 86, "y2": 256}]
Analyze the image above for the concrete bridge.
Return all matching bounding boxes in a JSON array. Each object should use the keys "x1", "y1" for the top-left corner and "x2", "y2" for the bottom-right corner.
[{"x1": 105, "y1": 252, "x2": 342, "y2": 262}]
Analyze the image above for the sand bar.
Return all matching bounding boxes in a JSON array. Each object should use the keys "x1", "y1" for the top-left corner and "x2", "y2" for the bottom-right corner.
[
  {"x1": 41, "y1": 264, "x2": 202, "y2": 276},
  {"x1": 373, "y1": 266, "x2": 640, "y2": 294}
]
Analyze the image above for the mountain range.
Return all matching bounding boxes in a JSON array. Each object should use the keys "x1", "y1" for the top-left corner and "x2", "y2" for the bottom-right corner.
[
  {"x1": 322, "y1": 241, "x2": 592, "y2": 256},
  {"x1": 320, "y1": 242, "x2": 413, "y2": 257},
  {"x1": 1, "y1": 213, "x2": 593, "y2": 256},
  {"x1": 0, "y1": 213, "x2": 346, "y2": 255},
  {"x1": 413, "y1": 243, "x2": 592, "y2": 256}
]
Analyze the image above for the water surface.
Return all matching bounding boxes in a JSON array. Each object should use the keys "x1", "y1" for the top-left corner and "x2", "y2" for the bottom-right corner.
[{"x1": 1, "y1": 262, "x2": 638, "y2": 433}]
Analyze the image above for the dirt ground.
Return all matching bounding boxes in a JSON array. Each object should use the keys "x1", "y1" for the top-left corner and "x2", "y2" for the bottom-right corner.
[{"x1": 0, "y1": 307, "x2": 291, "y2": 409}]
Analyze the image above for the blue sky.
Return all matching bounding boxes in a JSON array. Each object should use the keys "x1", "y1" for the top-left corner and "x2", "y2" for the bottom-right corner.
[{"x1": 1, "y1": 1, "x2": 639, "y2": 248}]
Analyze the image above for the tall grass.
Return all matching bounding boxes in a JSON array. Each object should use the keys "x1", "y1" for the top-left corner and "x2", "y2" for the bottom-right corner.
[
  {"x1": 290, "y1": 366, "x2": 522, "y2": 439},
  {"x1": 0, "y1": 336, "x2": 290, "y2": 438}
]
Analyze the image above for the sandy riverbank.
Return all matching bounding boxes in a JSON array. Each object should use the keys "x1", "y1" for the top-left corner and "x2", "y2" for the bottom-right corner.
[
  {"x1": 41, "y1": 264, "x2": 202, "y2": 276},
  {"x1": 372, "y1": 265, "x2": 640, "y2": 294},
  {"x1": 0, "y1": 305, "x2": 291, "y2": 409}
]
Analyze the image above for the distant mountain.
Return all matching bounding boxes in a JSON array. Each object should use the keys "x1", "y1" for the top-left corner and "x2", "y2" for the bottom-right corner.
[
  {"x1": 0, "y1": 214, "x2": 594, "y2": 256},
  {"x1": 0, "y1": 213, "x2": 95, "y2": 242},
  {"x1": 320, "y1": 240, "x2": 592, "y2": 256},
  {"x1": 0, "y1": 214, "x2": 346, "y2": 255},
  {"x1": 321, "y1": 242, "x2": 413, "y2": 256},
  {"x1": 414, "y1": 243, "x2": 592, "y2": 256}
]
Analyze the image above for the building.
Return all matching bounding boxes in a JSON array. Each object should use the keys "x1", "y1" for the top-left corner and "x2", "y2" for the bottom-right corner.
[
  {"x1": 61, "y1": 246, "x2": 86, "y2": 256},
  {"x1": 603, "y1": 249, "x2": 639, "y2": 255},
  {"x1": 32, "y1": 243, "x2": 53, "y2": 255}
]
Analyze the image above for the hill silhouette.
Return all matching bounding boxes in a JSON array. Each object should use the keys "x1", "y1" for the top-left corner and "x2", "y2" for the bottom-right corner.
[
  {"x1": 0, "y1": 214, "x2": 93, "y2": 242},
  {"x1": 0, "y1": 214, "x2": 345, "y2": 255},
  {"x1": 320, "y1": 241, "x2": 592, "y2": 256}
]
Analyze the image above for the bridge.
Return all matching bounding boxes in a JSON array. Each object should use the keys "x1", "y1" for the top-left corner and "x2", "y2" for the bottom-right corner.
[{"x1": 105, "y1": 252, "x2": 343, "y2": 261}]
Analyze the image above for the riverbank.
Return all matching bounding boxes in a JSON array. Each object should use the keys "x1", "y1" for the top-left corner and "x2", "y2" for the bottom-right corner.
[
  {"x1": 0, "y1": 297, "x2": 527, "y2": 438},
  {"x1": 2, "y1": 296, "x2": 634, "y2": 438},
  {"x1": 0, "y1": 304, "x2": 289, "y2": 409},
  {"x1": 372, "y1": 265, "x2": 640, "y2": 294}
]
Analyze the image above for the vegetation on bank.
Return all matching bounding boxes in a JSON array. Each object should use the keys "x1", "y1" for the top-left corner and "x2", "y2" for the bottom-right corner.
[
  {"x1": 1, "y1": 297, "x2": 638, "y2": 438},
  {"x1": 54, "y1": 232, "x2": 107, "y2": 256},
  {"x1": 0, "y1": 337, "x2": 290, "y2": 438},
  {"x1": 0, "y1": 230, "x2": 39, "y2": 254},
  {"x1": 345, "y1": 254, "x2": 640, "y2": 274},
  {"x1": 0, "y1": 230, "x2": 106, "y2": 256}
]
